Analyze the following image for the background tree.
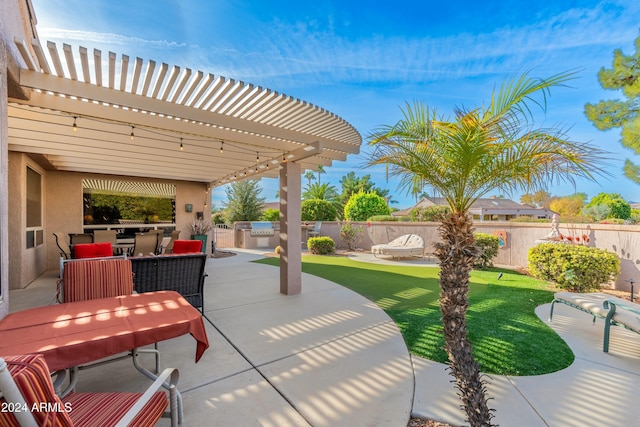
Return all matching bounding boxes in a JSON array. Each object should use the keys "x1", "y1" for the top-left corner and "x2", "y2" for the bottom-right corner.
[
  {"x1": 585, "y1": 33, "x2": 640, "y2": 184},
  {"x1": 549, "y1": 194, "x2": 587, "y2": 218},
  {"x1": 260, "y1": 208, "x2": 280, "y2": 222},
  {"x1": 222, "y1": 180, "x2": 265, "y2": 222},
  {"x1": 316, "y1": 165, "x2": 326, "y2": 183},
  {"x1": 302, "y1": 182, "x2": 342, "y2": 216},
  {"x1": 583, "y1": 192, "x2": 631, "y2": 220},
  {"x1": 367, "y1": 71, "x2": 608, "y2": 426},
  {"x1": 303, "y1": 170, "x2": 316, "y2": 187},
  {"x1": 343, "y1": 191, "x2": 390, "y2": 221},
  {"x1": 520, "y1": 190, "x2": 552, "y2": 208},
  {"x1": 301, "y1": 199, "x2": 337, "y2": 221},
  {"x1": 338, "y1": 171, "x2": 390, "y2": 206}
]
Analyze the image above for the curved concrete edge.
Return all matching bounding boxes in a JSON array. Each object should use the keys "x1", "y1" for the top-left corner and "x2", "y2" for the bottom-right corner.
[
  {"x1": 205, "y1": 250, "x2": 416, "y2": 426},
  {"x1": 411, "y1": 302, "x2": 640, "y2": 426}
]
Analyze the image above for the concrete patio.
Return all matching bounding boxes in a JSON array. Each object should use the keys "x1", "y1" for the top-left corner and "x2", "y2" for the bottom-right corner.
[{"x1": 8, "y1": 249, "x2": 640, "y2": 426}]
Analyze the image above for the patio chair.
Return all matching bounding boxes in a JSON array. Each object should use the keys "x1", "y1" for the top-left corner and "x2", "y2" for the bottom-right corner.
[
  {"x1": 70, "y1": 242, "x2": 114, "y2": 259},
  {"x1": 149, "y1": 229, "x2": 164, "y2": 254},
  {"x1": 164, "y1": 230, "x2": 181, "y2": 254},
  {"x1": 0, "y1": 353, "x2": 179, "y2": 427},
  {"x1": 53, "y1": 232, "x2": 71, "y2": 259},
  {"x1": 93, "y1": 229, "x2": 117, "y2": 245},
  {"x1": 130, "y1": 253, "x2": 208, "y2": 311},
  {"x1": 69, "y1": 233, "x2": 94, "y2": 244},
  {"x1": 131, "y1": 233, "x2": 160, "y2": 257},
  {"x1": 57, "y1": 257, "x2": 134, "y2": 303},
  {"x1": 307, "y1": 221, "x2": 322, "y2": 238},
  {"x1": 172, "y1": 239, "x2": 203, "y2": 254}
]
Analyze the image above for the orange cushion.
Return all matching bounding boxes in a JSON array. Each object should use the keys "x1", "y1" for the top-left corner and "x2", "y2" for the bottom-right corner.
[
  {"x1": 172, "y1": 240, "x2": 202, "y2": 254},
  {"x1": 61, "y1": 259, "x2": 134, "y2": 303},
  {"x1": 0, "y1": 354, "x2": 73, "y2": 426},
  {"x1": 63, "y1": 391, "x2": 167, "y2": 427},
  {"x1": 73, "y1": 243, "x2": 113, "y2": 259}
]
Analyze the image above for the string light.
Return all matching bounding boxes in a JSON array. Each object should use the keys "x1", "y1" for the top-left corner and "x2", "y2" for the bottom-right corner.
[
  {"x1": 180, "y1": 138, "x2": 184, "y2": 151},
  {"x1": 220, "y1": 141, "x2": 224, "y2": 154},
  {"x1": 256, "y1": 152, "x2": 259, "y2": 163},
  {"x1": 72, "y1": 116, "x2": 77, "y2": 132},
  {"x1": 282, "y1": 153, "x2": 287, "y2": 163},
  {"x1": 130, "y1": 125, "x2": 135, "y2": 140}
]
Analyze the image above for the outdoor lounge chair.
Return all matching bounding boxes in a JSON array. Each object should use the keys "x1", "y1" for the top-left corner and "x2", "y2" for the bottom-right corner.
[
  {"x1": 371, "y1": 234, "x2": 425, "y2": 258},
  {"x1": 0, "y1": 353, "x2": 179, "y2": 427}
]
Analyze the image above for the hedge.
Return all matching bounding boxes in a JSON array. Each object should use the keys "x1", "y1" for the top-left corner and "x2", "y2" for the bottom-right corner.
[
  {"x1": 474, "y1": 233, "x2": 499, "y2": 269},
  {"x1": 528, "y1": 243, "x2": 620, "y2": 292},
  {"x1": 307, "y1": 236, "x2": 335, "y2": 255}
]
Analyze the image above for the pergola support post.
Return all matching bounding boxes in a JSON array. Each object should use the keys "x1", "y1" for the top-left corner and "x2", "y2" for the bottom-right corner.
[{"x1": 279, "y1": 161, "x2": 302, "y2": 295}]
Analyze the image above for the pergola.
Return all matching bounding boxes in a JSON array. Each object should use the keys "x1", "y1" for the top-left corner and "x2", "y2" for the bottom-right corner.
[{"x1": 8, "y1": 37, "x2": 362, "y2": 294}]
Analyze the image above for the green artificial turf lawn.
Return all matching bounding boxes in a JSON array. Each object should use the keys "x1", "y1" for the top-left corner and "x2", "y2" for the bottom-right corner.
[{"x1": 254, "y1": 255, "x2": 574, "y2": 376}]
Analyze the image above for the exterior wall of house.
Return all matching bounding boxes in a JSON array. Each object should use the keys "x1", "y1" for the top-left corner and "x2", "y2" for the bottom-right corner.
[
  {"x1": 1, "y1": 0, "x2": 39, "y2": 316},
  {"x1": 6, "y1": 164, "x2": 212, "y2": 289}
]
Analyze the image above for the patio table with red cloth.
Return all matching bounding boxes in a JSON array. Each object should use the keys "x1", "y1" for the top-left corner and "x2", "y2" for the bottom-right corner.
[{"x1": 0, "y1": 290, "x2": 209, "y2": 372}]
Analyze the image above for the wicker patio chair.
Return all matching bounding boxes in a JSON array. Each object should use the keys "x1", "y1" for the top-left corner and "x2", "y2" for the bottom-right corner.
[{"x1": 130, "y1": 253, "x2": 207, "y2": 311}]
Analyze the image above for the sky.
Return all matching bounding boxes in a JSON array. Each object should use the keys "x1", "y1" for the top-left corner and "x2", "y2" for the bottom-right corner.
[{"x1": 30, "y1": 0, "x2": 640, "y2": 209}]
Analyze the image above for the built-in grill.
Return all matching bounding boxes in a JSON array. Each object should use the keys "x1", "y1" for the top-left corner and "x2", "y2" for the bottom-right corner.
[{"x1": 250, "y1": 221, "x2": 275, "y2": 237}]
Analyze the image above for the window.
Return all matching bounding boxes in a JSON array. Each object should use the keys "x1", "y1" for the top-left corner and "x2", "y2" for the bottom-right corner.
[{"x1": 26, "y1": 167, "x2": 43, "y2": 249}]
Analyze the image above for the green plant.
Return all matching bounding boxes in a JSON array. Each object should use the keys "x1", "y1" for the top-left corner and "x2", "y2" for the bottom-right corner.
[
  {"x1": 410, "y1": 205, "x2": 449, "y2": 222},
  {"x1": 307, "y1": 236, "x2": 335, "y2": 254},
  {"x1": 223, "y1": 180, "x2": 265, "y2": 222},
  {"x1": 301, "y1": 199, "x2": 337, "y2": 221},
  {"x1": 474, "y1": 233, "x2": 499, "y2": 269},
  {"x1": 343, "y1": 191, "x2": 390, "y2": 221},
  {"x1": 367, "y1": 215, "x2": 397, "y2": 221},
  {"x1": 260, "y1": 208, "x2": 280, "y2": 221},
  {"x1": 339, "y1": 221, "x2": 364, "y2": 250},
  {"x1": 584, "y1": 193, "x2": 631, "y2": 219},
  {"x1": 528, "y1": 243, "x2": 620, "y2": 292}
]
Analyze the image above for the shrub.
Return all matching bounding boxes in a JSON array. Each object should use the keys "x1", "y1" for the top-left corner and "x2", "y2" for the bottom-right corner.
[
  {"x1": 474, "y1": 233, "x2": 500, "y2": 269},
  {"x1": 307, "y1": 236, "x2": 335, "y2": 255},
  {"x1": 367, "y1": 215, "x2": 397, "y2": 221},
  {"x1": 275, "y1": 245, "x2": 282, "y2": 254},
  {"x1": 340, "y1": 222, "x2": 364, "y2": 250},
  {"x1": 260, "y1": 208, "x2": 280, "y2": 221},
  {"x1": 410, "y1": 205, "x2": 449, "y2": 222},
  {"x1": 584, "y1": 193, "x2": 631, "y2": 220},
  {"x1": 344, "y1": 191, "x2": 390, "y2": 221},
  {"x1": 528, "y1": 243, "x2": 620, "y2": 292},
  {"x1": 301, "y1": 199, "x2": 337, "y2": 221}
]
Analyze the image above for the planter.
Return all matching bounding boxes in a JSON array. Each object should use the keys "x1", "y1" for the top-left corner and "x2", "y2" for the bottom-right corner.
[{"x1": 190, "y1": 234, "x2": 208, "y2": 253}]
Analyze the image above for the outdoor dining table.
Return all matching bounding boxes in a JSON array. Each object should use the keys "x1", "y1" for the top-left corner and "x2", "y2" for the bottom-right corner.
[{"x1": 0, "y1": 291, "x2": 208, "y2": 423}]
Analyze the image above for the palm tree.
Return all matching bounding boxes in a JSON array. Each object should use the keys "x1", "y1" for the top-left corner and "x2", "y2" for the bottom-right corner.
[
  {"x1": 367, "y1": 71, "x2": 608, "y2": 426},
  {"x1": 316, "y1": 165, "x2": 326, "y2": 184},
  {"x1": 303, "y1": 170, "x2": 316, "y2": 187}
]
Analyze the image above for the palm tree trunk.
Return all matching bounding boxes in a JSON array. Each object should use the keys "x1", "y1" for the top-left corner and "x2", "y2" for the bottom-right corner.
[{"x1": 434, "y1": 212, "x2": 494, "y2": 427}]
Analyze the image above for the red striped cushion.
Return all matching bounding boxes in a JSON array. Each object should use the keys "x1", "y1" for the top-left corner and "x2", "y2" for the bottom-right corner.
[
  {"x1": 0, "y1": 354, "x2": 73, "y2": 426},
  {"x1": 73, "y1": 243, "x2": 113, "y2": 259},
  {"x1": 63, "y1": 391, "x2": 167, "y2": 427},
  {"x1": 172, "y1": 239, "x2": 202, "y2": 254},
  {"x1": 62, "y1": 259, "x2": 134, "y2": 302}
]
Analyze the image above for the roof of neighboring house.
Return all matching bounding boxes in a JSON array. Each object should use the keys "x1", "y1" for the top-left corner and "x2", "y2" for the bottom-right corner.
[{"x1": 393, "y1": 197, "x2": 554, "y2": 217}]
